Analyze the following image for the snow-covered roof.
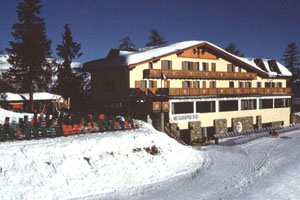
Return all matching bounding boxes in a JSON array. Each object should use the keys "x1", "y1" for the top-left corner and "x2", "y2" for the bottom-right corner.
[
  {"x1": 82, "y1": 40, "x2": 292, "y2": 78},
  {"x1": 0, "y1": 92, "x2": 64, "y2": 102}
]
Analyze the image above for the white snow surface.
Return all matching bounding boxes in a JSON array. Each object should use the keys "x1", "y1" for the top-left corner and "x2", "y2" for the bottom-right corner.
[
  {"x1": 0, "y1": 110, "x2": 204, "y2": 200},
  {"x1": 0, "y1": 92, "x2": 63, "y2": 102},
  {"x1": 0, "y1": 108, "x2": 33, "y2": 124}
]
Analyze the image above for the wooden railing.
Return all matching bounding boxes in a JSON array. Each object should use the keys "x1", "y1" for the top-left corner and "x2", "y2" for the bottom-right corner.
[
  {"x1": 143, "y1": 69, "x2": 257, "y2": 80},
  {"x1": 130, "y1": 87, "x2": 291, "y2": 97}
]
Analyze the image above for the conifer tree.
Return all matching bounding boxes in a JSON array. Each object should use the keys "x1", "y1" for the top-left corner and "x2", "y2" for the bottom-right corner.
[
  {"x1": 282, "y1": 42, "x2": 300, "y2": 80},
  {"x1": 145, "y1": 29, "x2": 167, "y2": 47},
  {"x1": 54, "y1": 24, "x2": 84, "y2": 111},
  {"x1": 225, "y1": 43, "x2": 244, "y2": 57},
  {"x1": 119, "y1": 36, "x2": 135, "y2": 51},
  {"x1": 5, "y1": 0, "x2": 52, "y2": 112}
]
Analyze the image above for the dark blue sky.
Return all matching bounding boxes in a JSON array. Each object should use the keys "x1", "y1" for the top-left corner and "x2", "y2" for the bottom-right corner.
[{"x1": 0, "y1": 0, "x2": 300, "y2": 63}]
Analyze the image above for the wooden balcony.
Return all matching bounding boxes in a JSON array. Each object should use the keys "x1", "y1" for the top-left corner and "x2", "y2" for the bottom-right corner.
[
  {"x1": 130, "y1": 87, "x2": 291, "y2": 98},
  {"x1": 143, "y1": 69, "x2": 257, "y2": 80}
]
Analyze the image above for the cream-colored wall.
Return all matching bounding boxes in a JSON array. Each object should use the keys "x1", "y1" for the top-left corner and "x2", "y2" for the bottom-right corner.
[
  {"x1": 175, "y1": 107, "x2": 290, "y2": 130},
  {"x1": 129, "y1": 53, "x2": 287, "y2": 89}
]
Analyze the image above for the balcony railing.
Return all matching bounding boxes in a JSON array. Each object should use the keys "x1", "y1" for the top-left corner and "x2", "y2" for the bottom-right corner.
[
  {"x1": 143, "y1": 69, "x2": 257, "y2": 80},
  {"x1": 130, "y1": 87, "x2": 291, "y2": 97}
]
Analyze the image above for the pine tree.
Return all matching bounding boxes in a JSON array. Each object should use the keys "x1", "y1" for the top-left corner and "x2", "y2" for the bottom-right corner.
[
  {"x1": 5, "y1": 0, "x2": 52, "y2": 112},
  {"x1": 282, "y1": 42, "x2": 300, "y2": 80},
  {"x1": 225, "y1": 43, "x2": 244, "y2": 57},
  {"x1": 145, "y1": 29, "x2": 167, "y2": 47},
  {"x1": 119, "y1": 36, "x2": 135, "y2": 51},
  {"x1": 54, "y1": 24, "x2": 84, "y2": 111}
]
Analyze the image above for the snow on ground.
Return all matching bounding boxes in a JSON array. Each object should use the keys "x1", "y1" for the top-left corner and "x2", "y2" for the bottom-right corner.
[
  {"x1": 0, "y1": 110, "x2": 204, "y2": 200},
  {"x1": 106, "y1": 129, "x2": 300, "y2": 200},
  {"x1": 0, "y1": 108, "x2": 33, "y2": 124}
]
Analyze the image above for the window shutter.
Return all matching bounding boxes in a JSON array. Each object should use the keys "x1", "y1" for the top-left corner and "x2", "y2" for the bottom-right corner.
[
  {"x1": 193, "y1": 81, "x2": 197, "y2": 88},
  {"x1": 206, "y1": 63, "x2": 209, "y2": 71},
  {"x1": 161, "y1": 60, "x2": 164, "y2": 69},
  {"x1": 182, "y1": 81, "x2": 185, "y2": 88},
  {"x1": 182, "y1": 61, "x2": 185, "y2": 70},
  {"x1": 212, "y1": 63, "x2": 216, "y2": 72},
  {"x1": 135, "y1": 80, "x2": 141, "y2": 88},
  {"x1": 169, "y1": 61, "x2": 172, "y2": 70},
  {"x1": 227, "y1": 64, "x2": 231, "y2": 72},
  {"x1": 209, "y1": 81, "x2": 212, "y2": 88},
  {"x1": 154, "y1": 81, "x2": 157, "y2": 88},
  {"x1": 242, "y1": 82, "x2": 245, "y2": 88},
  {"x1": 202, "y1": 81, "x2": 206, "y2": 88},
  {"x1": 189, "y1": 81, "x2": 192, "y2": 88}
]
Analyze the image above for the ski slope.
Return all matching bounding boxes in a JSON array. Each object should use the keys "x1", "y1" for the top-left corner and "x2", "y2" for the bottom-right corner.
[{"x1": 101, "y1": 129, "x2": 300, "y2": 200}]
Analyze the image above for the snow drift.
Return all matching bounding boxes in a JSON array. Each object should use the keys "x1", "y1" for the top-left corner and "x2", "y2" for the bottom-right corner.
[{"x1": 0, "y1": 111, "x2": 204, "y2": 200}]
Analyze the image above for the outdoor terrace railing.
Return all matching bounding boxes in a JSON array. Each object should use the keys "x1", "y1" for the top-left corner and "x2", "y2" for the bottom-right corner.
[
  {"x1": 143, "y1": 69, "x2": 257, "y2": 80},
  {"x1": 130, "y1": 87, "x2": 291, "y2": 97}
]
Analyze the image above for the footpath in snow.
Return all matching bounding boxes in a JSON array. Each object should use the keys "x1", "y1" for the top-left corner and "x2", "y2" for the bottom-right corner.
[{"x1": 0, "y1": 110, "x2": 204, "y2": 200}]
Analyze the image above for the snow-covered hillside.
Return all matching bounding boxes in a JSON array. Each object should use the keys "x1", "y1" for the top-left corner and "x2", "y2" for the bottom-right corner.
[{"x1": 0, "y1": 110, "x2": 204, "y2": 200}]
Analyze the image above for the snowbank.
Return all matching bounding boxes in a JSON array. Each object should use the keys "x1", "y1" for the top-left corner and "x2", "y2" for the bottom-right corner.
[
  {"x1": 0, "y1": 108, "x2": 33, "y2": 124},
  {"x1": 0, "y1": 120, "x2": 204, "y2": 200}
]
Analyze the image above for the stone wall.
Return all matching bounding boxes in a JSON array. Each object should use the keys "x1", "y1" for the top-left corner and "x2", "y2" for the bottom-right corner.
[
  {"x1": 188, "y1": 121, "x2": 202, "y2": 144},
  {"x1": 271, "y1": 121, "x2": 284, "y2": 127},
  {"x1": 256, "y1": 116, "x2": 262, "y2": 129},
  {"x1": 214, "y1": 119, "x2": 227, "y2": 136},
  {"x1": 232, "y1": 116, "x2": 253, "y2": 132}
]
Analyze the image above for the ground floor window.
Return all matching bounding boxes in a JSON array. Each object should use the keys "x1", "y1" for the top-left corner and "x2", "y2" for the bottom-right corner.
[
  {"x1": 172, "y1": 102, "x2": 193, "y2": 114},
  {"x1": 196, "y1": 101, "x2": 215, "y2": 113},
  {"x1": 275, "y1": 98, "x2": 290, "y2": 108},
  {"x1": 259, "y1": 99, "x2": 273, "y2": 109},
  {"x1": 241, "y1": 99, "x2": 257, "y2": 110},
  {"x1": 219, "y1": 100, "x2": 238, "y2": 112}
]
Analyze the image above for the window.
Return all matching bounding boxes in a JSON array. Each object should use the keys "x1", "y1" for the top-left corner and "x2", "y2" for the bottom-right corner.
[
  {"x1": 172, "y1": 102, "x2": 193, "y2": 114},
  {"x1": 195, "y1": 62, "x2": 200, "y2": 71},
  {"x1": 194, "y1": 81, "x2": 200, "y2": 88},
  {"x1": 245, "y1": 82, "x2": 251, "y2": 88},
  {"x1": 184, "y1": 81, "x2": 191, "y2": 88},
  {"x1": 277, "y1": 82, "x2": 282, "y2": 88},
  {"x1": 105, "y1": 81, "x2": 115, "y2": 92},
  {"x1": 148, "y1": 80, "x2": 154, "y2": 88},
  {"x1": 148, "y1": 62, "x2": 153, "y2": 69},
  {"x1": 265, "y1": 82, "x2": 271, "y2": 88},
  {"x1": 162, "y1": 60, "x2": 171, "y2": 70},
  {"x1": 196, "y1": 101, "x2": 215, "y2": 113},
  {"x1": 237, "y1": 66, "x2": 242, "y2": 72},
  {"x1": 271, "y1": 82, "x2": 275, "y2": 88},
  {"x1": 229, "y1": 81, "x2": 234, "y2": 88},
  {"x1": 219, "y1": 100, "x2": 238, "y2": 112},
  {"x1": 210, "y1": 81, "x2": 216, "y2": 88},
  {"x1": 259, "y1": 99, "x2": 273, "y2": 109},
  {"x1": 140, "y1": 80, "x2": 147, "y2": 88},
  {"x1": 241, "y1": 99, "x2": 257, "y2": 110},
  {"x1": 228, "y1": 64, "x2": 234, "y2": 72},
  {"x1": 257, "y1": 82, "x2": 261, "y2": 88},
  {"x1": 275, "y1": 98, "x2": 290, "y2": 108},
  {"x1": 202, "y1": 62, "x2": 208, "y2": 71},
  {"x1": 238, "y1": 82, "x2": 243, "y2": 88},
  {"x1": 184, "y1": 61, "x2": 192, "y2": 70}
]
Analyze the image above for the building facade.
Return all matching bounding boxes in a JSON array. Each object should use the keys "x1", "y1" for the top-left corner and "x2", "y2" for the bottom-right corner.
[{"x1": 83, "y1": 41, "x2": 292, "y2": 143}]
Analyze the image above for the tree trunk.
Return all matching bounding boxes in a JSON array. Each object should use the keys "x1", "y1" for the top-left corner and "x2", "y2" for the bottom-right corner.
[{"x1": 30, "y1": 81, "x2": 34, "y2": 112}]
